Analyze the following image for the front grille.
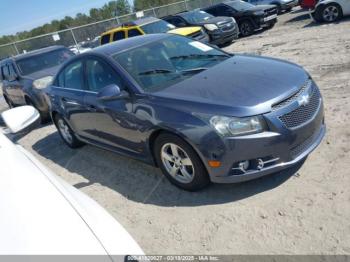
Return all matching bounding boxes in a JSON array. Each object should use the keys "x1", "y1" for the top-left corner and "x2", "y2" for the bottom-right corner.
[
  {"x1": 273, "y1": 79, "x2": 312, "y2": 111},
  {"x1": 290, "y1": 130, "x2": 319, "y2": 158},
  {"x1": 264, "y1": 8, "x2": 277, "y2": 16},
  {"x1": 279, "y1": 84, "x2": 321, "y2": 129}
]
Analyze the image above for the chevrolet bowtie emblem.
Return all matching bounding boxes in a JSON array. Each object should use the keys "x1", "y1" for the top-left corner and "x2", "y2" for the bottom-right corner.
[{"x1": 298, "y1": 94, "x2": 310, "y2": 106}]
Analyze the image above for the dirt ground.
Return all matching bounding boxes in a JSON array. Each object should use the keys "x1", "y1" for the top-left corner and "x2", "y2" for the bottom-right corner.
[{"x1": 1, "y1": 8, "x2": 350, "y2": 254}]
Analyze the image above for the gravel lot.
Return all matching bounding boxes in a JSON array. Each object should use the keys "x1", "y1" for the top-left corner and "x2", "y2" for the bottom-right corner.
[{"x1": 1, "y1": 8, "x2": 350, "y2": 254}]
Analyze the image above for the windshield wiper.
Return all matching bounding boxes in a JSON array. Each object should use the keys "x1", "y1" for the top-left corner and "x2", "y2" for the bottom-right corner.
[
  {"x1": 138, "y1": 69, "x2": 174, "y2": 76},
  {"x1": 170, "y1": 54, "x2": 229, "y2": 60},
  {"x1": 181, "y1": 67, "x2": 208, "y2": 74}
]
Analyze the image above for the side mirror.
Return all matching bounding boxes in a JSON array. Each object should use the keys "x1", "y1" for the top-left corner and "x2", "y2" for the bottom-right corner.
[
  {"x1": 1, "y1": 106, "x2": 40, "y2": 134},
  {"x1": 97, "y1": 84, "x2": 129, "y2": 101}
]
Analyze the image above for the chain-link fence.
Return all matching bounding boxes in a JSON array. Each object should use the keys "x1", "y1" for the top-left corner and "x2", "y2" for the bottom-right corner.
[{"x1": 0, "y1": 0, "x2": 225, "y2": 59}]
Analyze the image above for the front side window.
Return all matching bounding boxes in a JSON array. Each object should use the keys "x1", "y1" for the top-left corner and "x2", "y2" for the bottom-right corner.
[
  {"x1": 63, "y1": 61, "x2": 83, "y2": 90},
  {"x1": 86, "y1": 59, "x2": 123, "y2": 92},
  {"x1": 140, "y1": 21, "x2": 176, "y2": 34},
  {"x1": 113, "y1": 31, "x2": 126, "y2": 41},
  {"x1": 181, "y1": 11, "x2": 214, "y2": 24},
  {"x1": 113, "y1": 35, "x2": 230, "y2": 93},
  {"x1": 16, "y1": 48, "x2": 74, "y2": 76}
]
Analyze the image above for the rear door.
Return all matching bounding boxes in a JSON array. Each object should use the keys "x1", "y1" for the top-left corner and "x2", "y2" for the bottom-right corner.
[{"x1": 51, "y1": 60, "x2": 88, "y2": 135}]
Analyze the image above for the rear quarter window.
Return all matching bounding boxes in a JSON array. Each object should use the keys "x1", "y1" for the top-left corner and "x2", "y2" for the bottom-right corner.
[{"x1": 101, "y1": 34, "x2": 111, "y2": 45}]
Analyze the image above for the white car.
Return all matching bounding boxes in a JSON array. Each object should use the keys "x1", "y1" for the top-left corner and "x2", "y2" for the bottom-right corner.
[
  {"x1": 0, "y1": 106, "x2": 143, "y2": 259},
  {"x1": 312, "y1": 0, "x2": 350, "y2": 22}
]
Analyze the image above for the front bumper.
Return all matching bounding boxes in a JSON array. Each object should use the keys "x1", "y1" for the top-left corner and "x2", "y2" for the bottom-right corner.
[
  {"x1": 210, "y1": 124, "x2": 325, "y2": 183},
  {"x1": 209, "y1": 26, "x2": 239, "y2": 45},
  {"x1": 196, "y1": 81, "x2": 325, "y2": 184}
]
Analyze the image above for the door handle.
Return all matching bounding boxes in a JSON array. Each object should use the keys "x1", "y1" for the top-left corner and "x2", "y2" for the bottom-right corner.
[
  {"x1": 86, "y1": 105, "x2": 97, "y2": 112},
  {"x1": 62, "y1": 98, "x2": 81, "y2": 106}
]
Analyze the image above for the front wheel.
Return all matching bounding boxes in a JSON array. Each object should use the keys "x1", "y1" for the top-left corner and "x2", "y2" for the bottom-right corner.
[
  {"x1": 318, "y1": 3, "x2": 342, "y2": 22},
  {"x1": 154, "y1": 133, "x2": 210, "y2": 191},
  {"x1": 239, "y1": 20, "x2": 254, "y2": 37},
  {"x1": 54, "y1": 114, "x2": 84, "y2": 148}
]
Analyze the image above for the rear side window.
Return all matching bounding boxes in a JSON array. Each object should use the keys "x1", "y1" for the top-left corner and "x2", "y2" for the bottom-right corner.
[
  {"x1": 8, "y1": 64, "x2": 17, "y2": 78},
  {"x1": 128, "y1": 29, "x2": 142, "y2": 38},
  {"x1": 58, "y1": 61, "x2": 83, "y2": 90},
  {"x1": 113, "y1": 31, "x2": 125, "y2": 41},
  {"x1": 101, "y1": 34, "x2": 111, "y2": 45}
]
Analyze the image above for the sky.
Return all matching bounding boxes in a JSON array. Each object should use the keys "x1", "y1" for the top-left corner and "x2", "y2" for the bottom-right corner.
[{"x1": 0, "y1": 0, "x2": 134, "y2": 36}]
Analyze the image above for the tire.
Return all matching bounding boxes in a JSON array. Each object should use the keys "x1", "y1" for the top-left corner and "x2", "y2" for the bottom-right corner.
[
  {"x1": 54, "y1": 114, "x2": 84, "y2": 148},
  {"x1": 239, "y1": 20, "x2": 254, "y2": 37},
  {"x1": 25, "y1": 97, "x2": 50, "y2": 123},
  {"x1": 273, "y1": 3, "x2": 282, "y2": 14},
  {"x1": 319, "y1": 3, "x2": 343, "y2": 22},
  {"x1": 154, "y1": 133, "x2": 210, "y2": 191},
  {"x1": 3, "y1": 95, "x2": 14, "y2": 108}
]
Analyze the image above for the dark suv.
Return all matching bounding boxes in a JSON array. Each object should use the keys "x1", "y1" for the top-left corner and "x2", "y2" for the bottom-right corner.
[
  {"x1": 0, "y1": 46, "x2": 74, "y2": 120},
  {"x1": 163, "y1": 10, "x2": 239, "y2": 46},
  {"x1": 203, "y1": 1, "x2": 278, "y2": 36}
]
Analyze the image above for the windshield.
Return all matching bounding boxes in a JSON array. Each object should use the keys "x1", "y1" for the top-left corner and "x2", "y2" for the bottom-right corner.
[
  {"x1": 181, "y1": 11, "x2": 214, "y2": 24},
  {"x1": 140, "y1": 20, "x2": 176, "y2": 34},
  {"x1": 113, "y1": 35, "x2": 230, "y2": 93},
  {"x1": 16, "y1": 48, "x2": 74, "y2": 75},
  {"x1": 226, "y1": 1, "x2": 254, "y2": 10}
]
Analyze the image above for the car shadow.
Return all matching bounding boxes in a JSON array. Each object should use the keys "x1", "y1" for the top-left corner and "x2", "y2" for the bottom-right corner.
[
  {"x1": 284, "y1": 13, "x2": 312, "y2": 23},
  {"x1": 303, "y1": 16, "x2": 350, "y2": 27},
  {"x1": 32, "y1": 130, "x2": 304, "y2": 207}
]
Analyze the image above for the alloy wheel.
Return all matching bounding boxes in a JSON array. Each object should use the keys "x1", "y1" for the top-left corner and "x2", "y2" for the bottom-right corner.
[
  {"x1": 240, "y1": 22, "x2": 252, "y2": 36},
  {"x1": 57, "y1": 119, "x2": 73, "y2": 144},
  {"x1": 323, "y1": 5, "x2": 339, "y2": 22},
  {"x1": 161, "y1": 143, "x2": 195, "y2": 184}
]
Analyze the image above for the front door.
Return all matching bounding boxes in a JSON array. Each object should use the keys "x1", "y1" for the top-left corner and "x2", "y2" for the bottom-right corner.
[{"x1": 82, "y1": 57, "x2": 142, "y2": 154}]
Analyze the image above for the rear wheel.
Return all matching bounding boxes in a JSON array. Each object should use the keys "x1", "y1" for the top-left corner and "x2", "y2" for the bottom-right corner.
[
  {"x1": 3, "y1": 95, "x2": 14, "y2": 108},
  {"x1": 239, "y1": 20, "x2": 254, "y2": 37},
  {"x1": 54, "y1": 114, "x2": 84, "y2": 148},
  {"x1": 320, "y1": 3, "x2": 342, "y2": 22},
  {"x1": 154, "y1": 133, "x2": 210, "y2": 191}
]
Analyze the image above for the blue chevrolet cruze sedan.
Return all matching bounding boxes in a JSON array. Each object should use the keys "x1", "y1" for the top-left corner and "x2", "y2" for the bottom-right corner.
[{"x1": 47, "y1": 34, "x2": 325, "y2": 191}]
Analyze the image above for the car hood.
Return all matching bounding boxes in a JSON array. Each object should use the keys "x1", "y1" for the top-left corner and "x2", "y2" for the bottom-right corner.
[
  {"x1": 245, "y1": 4, "x2": 277, "y2": 12},
  {"x1": 196, "y1": 16, "x2": 234, "y2": 25},
  {"x1": 24, "y1": 64, "x2": 61, "y2": 80},
  {"x1": 154, "y1": 54, "x2": 309, "y2": 116},
  {"x1": 168, "y1": 26, "x2": 201, "y2": 36}
]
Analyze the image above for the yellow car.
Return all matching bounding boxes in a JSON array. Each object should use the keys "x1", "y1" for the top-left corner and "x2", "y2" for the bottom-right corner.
[{"x1": 100, "y1": 17, "x2": 209, "y2": 45}]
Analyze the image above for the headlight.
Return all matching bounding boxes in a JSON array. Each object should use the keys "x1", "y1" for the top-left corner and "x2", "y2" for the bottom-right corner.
[
  {"x1": 210, "y1": 115, "x2": 264, "y2": 136},
  {"x1": 204, "y1": 24, "x2": 219, "y2": 31},
  {"x1": 33, "y1": 76, "x2": 53, "y2": 89}
]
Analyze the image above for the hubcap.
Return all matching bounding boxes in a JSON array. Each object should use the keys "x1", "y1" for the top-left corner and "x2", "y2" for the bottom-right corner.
[
  {"x1": 161, "y1": 143, "x2": 194, "y2": 184},
  {"x1": 323, "y1": 6, "x2": 339, "y2": 22},
  {"x1": 57, "y1": 119, "x2": 73, "y2": 144},
  {"x1": 241, "y1": 23, "x2": 251, "y2": 36}
]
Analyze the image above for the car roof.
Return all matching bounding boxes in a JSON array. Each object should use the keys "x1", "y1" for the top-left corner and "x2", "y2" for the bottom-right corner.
[
  {"x1": 102, "y1": 17, "x2": 160, "y2": 35},
  {"x1": 11, "y1": 45, "x2": 67, "y2": 61},
  {"x1": 91, "y1": 33, "x2": 171, "y2": 56}
]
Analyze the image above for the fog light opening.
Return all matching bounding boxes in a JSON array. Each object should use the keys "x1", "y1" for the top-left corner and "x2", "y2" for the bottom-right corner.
[{"x1": 238, "y1": 160, "x2": 250, "y2": 172}]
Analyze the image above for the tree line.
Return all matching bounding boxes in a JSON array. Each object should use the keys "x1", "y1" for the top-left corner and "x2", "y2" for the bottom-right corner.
[{"x1": 0, "y1": 0, "x2": 178, "y2": 46}]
